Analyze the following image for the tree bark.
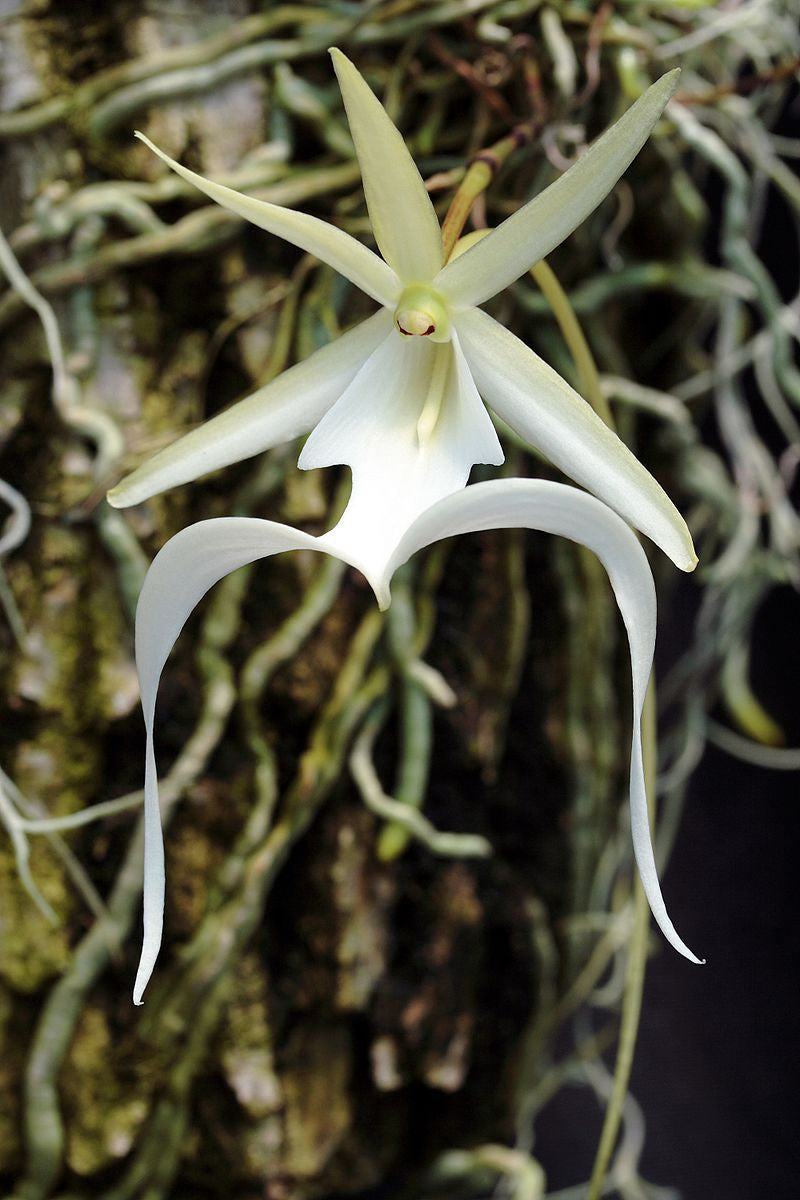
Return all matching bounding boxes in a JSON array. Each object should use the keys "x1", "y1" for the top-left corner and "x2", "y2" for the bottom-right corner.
[{"x1": 0, "y1": 5, "x2": 653, "y2": 1197}]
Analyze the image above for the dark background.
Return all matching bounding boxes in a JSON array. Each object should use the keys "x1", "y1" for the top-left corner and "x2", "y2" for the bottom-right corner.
[
  {"x1": 535, "y1": 79, "x2": 800, "y2": 1200},
  {"x1": 533, "y1": 587, "x2": 800, "y2": 1200},
  {"x1": 634, "y1": 581, "x2": 800, "y2": 1200}
]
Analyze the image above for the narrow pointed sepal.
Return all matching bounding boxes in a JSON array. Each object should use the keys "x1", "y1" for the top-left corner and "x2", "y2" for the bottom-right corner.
[
  {"x1": 134, "y1": 132, "x2": 400, "y2": 306},
  {"x1": 330, "y1": 49, "x2": 443, "y2": 282},
  {"x1": 108, "y1": 311, "x2": 392, "y2": 508},
  {"x1": 436, "y1": 70, "x2": 680, "y2": 306},
  {"x1": 384, "y1": 478, "x2": 703, "y2": 964},
  {"x1": 457, "y1": 308, "x2": 697, "y2": 571}
]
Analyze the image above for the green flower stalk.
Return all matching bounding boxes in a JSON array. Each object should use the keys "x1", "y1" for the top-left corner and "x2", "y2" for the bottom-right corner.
[{"x1": 107, "y1": 49, "x2": 701, "y2": 1004}]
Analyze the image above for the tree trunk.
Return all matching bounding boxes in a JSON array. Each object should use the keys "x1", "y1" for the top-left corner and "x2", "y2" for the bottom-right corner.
[{"x1": 0, "y1": 4, "x2": 684, "y2": 1197}]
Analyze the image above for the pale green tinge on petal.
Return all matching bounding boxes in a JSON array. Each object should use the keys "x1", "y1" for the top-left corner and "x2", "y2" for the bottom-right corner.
[
  {"x1": 302, "y1": 328, "x2": 502, "y2": 590},
  {"x1": 436, "y1": 70, "x2": 680, "y2": 307},
  {"x1": 108, "y1": 310, "x2": 392, "y2": 508},
  {"x1": 132, "y1": 517, "x2": 327, "y2": 1004},
  {"x1": 330, "y1": 48, "x2": 443, "y2": 283},
  {"x1": 457, "y1": 308, "x2": 697, "y2": 571},
  {"x1": 134, "y1": 132, "x2": 400, "y2": 307},
  {"x1": 384, "y1": 478, "x2": 703, "y2": 965}
]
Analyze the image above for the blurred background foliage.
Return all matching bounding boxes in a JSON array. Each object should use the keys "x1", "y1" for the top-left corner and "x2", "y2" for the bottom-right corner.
[{"x1": 0, "y1": 1, "x2": 798, "y2": 1198}]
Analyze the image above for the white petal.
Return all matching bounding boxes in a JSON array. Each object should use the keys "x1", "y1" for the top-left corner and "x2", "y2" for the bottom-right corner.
[
  {"x1": 108, "y1": 310, "x2": 392, "y2": 508},
  {"x1": 457, "y1": 308, "x2": 697, "y2": 571},
  {"x1": 436, "y1": 70, "x2": 680, "y2": 307},
  {"x1": 384, "y1": 478, "x2": 703, "y2": 965},
  {"x1": 133, "y1": 517, "x2": 326, "y2": 1004},
  {"x1": 330, "y1": 49, "x2": 443, "y2": 282},
  {"x1": 135, "y1": 132, "x2": 400, "y2": 306},
  {"x1": 303, "y1": 329, "x2": 502, "y2": 590}
]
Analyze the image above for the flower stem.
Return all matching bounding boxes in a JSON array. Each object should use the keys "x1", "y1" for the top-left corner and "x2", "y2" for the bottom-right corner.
[
  {"x1": 440, "y1": 121, "x2": 540, "y2": 262},
  {"x1": 528, "y1": 258, "x2": 614, "y2": 428}
]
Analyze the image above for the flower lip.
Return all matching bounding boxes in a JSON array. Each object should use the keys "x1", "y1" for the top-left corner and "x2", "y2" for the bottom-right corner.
[{"x1": 393, "y1": 283, "x2": 451, "y2": 343}]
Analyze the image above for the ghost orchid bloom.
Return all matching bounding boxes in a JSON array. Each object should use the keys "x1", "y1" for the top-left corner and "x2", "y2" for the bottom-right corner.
[{"x1": 109, "y1": 51, "x2": 701, "y2": 1003}]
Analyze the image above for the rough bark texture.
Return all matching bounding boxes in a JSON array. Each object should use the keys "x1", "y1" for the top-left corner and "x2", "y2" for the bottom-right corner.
[{"x1": 0, "y1": 4, "x2": 678, "y2": 1197}]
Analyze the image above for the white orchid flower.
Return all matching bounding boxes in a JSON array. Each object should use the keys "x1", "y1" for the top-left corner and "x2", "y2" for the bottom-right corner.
[{"x1": 108, "y1": 50, "x2": 701, "y2": 1003}]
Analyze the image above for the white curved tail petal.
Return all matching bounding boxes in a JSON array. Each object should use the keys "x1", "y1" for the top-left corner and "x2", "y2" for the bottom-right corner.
[
  {"x1": 385, "y1": 478, "x2": 703, "y2": 964},
  {"x1": 133, "y1": 518, "x2": 323, "y2": 1004}
]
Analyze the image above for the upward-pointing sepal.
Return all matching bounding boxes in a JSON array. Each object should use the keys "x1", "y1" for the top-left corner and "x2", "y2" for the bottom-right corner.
[
  {"x1": 436, "y1": 70, "x2": 681, "y2": 307},
  {"x1": 134, "y1": 131, "x2": 400, "y2": 306},
  {"x1": 330, "y1": 48, "x2": 443, "y2": 283}
]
